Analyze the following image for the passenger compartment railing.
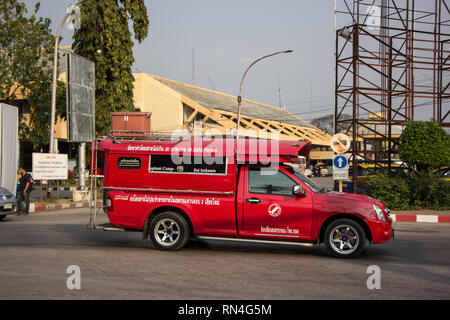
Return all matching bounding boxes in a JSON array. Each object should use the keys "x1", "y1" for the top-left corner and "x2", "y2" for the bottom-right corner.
[{"x1": 88, "y1": 137, "x2": 105, "y2": 229}]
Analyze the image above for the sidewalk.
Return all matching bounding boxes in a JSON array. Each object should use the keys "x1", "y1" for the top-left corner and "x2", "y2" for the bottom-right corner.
[{"x1": 27, "y1": 200, "x2": 103, "y2": 213}]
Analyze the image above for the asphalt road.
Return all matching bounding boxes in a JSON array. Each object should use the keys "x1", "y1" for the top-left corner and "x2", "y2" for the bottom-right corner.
[{"x1": 0, "y1": 208, "x2": 449, "y2": 300}]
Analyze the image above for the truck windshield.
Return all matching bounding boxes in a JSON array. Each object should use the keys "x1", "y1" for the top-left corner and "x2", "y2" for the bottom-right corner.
[{"x1": 284, "y1": 166, "x2": 326, "y2": 194}]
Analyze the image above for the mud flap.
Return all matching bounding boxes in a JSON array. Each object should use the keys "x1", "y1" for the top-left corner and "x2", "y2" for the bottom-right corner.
[{"x1": 142, "y1": 216, "x2": 151, "y2": 240}]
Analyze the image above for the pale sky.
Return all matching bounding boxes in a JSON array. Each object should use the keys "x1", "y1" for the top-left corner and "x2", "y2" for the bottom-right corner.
[
  {"x1": 22, "y1": 0, "x2": 336, "y2": 122},
  {"x1": 21, "y1": 0, "x2": 445, "y2": 124}
]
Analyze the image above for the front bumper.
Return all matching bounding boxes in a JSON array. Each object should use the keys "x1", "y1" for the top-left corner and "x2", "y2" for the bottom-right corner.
[
  {"x1": 369, "y1": 220, "x2": 394, "y2": 244},
  {"x1": 0, "y1": 202, "x2": 17, "y2": 215}
]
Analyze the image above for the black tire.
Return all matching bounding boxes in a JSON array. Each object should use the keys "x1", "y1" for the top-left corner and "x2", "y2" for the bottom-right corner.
[
  {"x1": 0, "y1": 214, "x2": 6, "y2": 221},
  {"x1": 149, "y1": 212, "x2": 190, "y2": 251},
  {"x1": 324, "y1": 218, "x2": 366, "y2": 258}
]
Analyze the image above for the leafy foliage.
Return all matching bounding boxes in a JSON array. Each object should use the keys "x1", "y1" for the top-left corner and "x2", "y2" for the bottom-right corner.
[
  {"x1": 20, "y1": 81, "x2": 66, "y2": 148},
  {"x1": 366, "y1": 173, "x2": 450, "y2": 210},
  {"x1": 72, "y1": 0, "x2": 149, "y2": 136},
  {"x1": 406, "y1": 174, "x2": 450, "y2": 210},
  {"x1": 365, "y1": 174, "x2": 410, "y2": 210},
  {"x1": 0, "y1": 0, "x2": 65, "y2": 148},
  {"x1": 398, "y1": 121, "x2": 450, "y2": 173},
  {"x1": 366, "y1": 121, "x2": 450, "y2": 210}
]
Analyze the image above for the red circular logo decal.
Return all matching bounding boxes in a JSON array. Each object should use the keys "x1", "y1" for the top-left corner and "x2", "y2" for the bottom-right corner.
[{"x1": 268, "y1": 203, "x2": 282, "y2": 217}]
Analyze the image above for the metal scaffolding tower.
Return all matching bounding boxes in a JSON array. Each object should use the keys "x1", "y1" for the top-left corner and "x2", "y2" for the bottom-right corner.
[{"x1": 335, "y1": 0, "x2": 450, "y2": 192}]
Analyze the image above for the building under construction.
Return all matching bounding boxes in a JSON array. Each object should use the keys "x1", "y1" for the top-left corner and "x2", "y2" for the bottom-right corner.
[
  {"x1": 133, "y1": 73, "x2": 333, "y2": 161},
  {"x1": 335, "y1": 0, "x2": 450, "y2": 190}
]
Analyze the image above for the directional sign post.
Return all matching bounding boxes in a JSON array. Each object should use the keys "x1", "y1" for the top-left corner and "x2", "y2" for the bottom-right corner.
[
  {"x1": 334, "y1": 155, "x2": 348, "y2": 168},
  {"x1": 333, "y1": 155, "x2": 349, "y2": 180},
  {"x1": 330, "y1": 133, "x2": 350, "y2": 192},
  {"x1": 333, "y1": 155, "x2": 349, "y2": 192}
]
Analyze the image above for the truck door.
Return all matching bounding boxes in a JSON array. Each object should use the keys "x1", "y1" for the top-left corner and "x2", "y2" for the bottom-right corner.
[{"x1": 241, "y1": 166, "x2": 313, "y2": 240}]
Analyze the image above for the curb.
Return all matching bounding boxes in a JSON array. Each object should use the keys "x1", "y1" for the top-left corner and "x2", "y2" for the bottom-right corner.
[
  {"x1": 29, "y1": 201, "x2": 102, "y2": 213},
  {"x1": 391, "y1": 214, "x2": 450, "y2": 224},
  {"x1": 33, "y1": 186, "x2": 84, "y2": 191}
]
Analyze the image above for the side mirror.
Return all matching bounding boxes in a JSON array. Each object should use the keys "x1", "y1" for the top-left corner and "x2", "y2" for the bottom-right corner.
[{"x1": 293, "y1": 185, "x2": 306, "y2": 197}]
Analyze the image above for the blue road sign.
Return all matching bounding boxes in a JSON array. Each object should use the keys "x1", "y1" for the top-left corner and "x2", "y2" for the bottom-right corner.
[{"x1": 333, "y1": 155, "x2": 348, "y2": 169}]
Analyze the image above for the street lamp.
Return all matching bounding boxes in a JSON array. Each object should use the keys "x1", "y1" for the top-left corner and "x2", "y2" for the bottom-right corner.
[
  {"x1": 235, "y1": 50, "x2": 293, "y2": 138},
  {"x1": 47, "y1": 0, "x2": 83, "y2": 199},
  {"x1": 49, "y1": 0, "x2": 84, "y2": 154}
]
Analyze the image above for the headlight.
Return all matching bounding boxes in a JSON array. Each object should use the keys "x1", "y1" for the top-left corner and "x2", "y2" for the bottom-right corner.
[
  {"x1": 372, "y1": 204, "x2": 386, "y2": 222},
  {"x1": 384, "y1": 207, "x2": 392, "y2": 221}
]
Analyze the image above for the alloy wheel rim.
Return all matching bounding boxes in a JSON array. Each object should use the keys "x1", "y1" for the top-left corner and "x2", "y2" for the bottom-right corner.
[
  {"x1": 154, "y1": 218, "x2": 181, "y2": 246},
  {"x1": 329, "y1": 225, "x2": 360, "y2": 255}
]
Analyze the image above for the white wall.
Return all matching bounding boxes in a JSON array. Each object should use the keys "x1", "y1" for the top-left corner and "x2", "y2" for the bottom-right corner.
[{"x1": 0, "y1": 103, "x2": 19, "y2": 196}]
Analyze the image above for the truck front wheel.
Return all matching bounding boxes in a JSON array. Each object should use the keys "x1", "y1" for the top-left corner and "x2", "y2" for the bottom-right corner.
[
  {"x1": 324, "y1": 218, "x2": 366, "y2": 258},
  {"x1": 149, "y1": 212, "x2": 190, "y2": 251}
]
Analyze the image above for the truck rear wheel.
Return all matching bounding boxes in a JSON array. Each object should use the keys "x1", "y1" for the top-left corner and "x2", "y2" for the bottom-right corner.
[
  {"x1": 149, "y1": 212, "x2": 190, "y2": 251},
  {"x1": 0, "y1": 214, "x2": 6, "y2": 221},
  {"x1": 324, "y1": 218, "x2": 366, "y2": 258}
]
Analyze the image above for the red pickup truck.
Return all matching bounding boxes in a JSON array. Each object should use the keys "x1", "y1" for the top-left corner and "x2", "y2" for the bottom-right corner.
[{"x1": 92, "y1": 136, "x2": 393, "y2": 258}]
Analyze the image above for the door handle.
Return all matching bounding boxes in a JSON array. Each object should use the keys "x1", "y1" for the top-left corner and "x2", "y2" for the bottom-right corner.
[{"x1": 246, "y1": 198, "x2": 261, "y2": 204}]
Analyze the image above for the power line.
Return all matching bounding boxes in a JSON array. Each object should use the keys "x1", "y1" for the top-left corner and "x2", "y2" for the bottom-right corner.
[{"x1": 284, "y1": 73, "x2": 450, "y2": 111}]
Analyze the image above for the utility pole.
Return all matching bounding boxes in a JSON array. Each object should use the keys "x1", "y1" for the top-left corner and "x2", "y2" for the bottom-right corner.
[
  {"x1": 277, "y1": 68, "x2": 282, "y2": 108},
  {"x1": 192, "y1": 48, "x2": 195, "y2": 85}
]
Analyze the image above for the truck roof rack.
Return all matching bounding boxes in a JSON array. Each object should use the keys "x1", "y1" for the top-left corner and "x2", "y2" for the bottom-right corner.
[
  {"x1": 108, "y1": 130, "x2": 198, "y2": 144},
  {"x1": 105, "y1": 130, "x2": 304, "y2": 144}
]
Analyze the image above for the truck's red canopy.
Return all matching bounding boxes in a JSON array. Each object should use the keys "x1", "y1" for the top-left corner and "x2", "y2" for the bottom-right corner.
[{"x1": 98, "y1": 136, "x2": 311, "y2": 163}]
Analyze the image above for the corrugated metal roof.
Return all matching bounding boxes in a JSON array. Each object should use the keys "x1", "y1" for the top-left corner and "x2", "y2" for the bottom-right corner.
[{"x1": 152, "y1": 75, "x2": 316, "y2": 129}]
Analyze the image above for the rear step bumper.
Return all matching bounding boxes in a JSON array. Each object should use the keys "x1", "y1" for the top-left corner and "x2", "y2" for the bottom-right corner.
[{"x1": 87, "y1": 223, "x2": 135, "y2": 232}]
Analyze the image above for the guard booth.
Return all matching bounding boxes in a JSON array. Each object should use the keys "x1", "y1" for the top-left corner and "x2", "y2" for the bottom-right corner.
[{"x1": 0, "y1": 104, "x2": 19, "y2": 196}]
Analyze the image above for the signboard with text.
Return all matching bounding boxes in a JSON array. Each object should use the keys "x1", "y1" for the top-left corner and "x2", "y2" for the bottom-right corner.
[
  {"x1": 149, "y1": 155, "x2": 227, "y2": 175},
  {"x1": 32, "y1": 153, "x2": 68, "y2": 180}
]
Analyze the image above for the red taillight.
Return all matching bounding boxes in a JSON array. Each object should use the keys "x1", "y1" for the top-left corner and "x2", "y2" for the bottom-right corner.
[
  {"x1": 104, "y1": 191, "x2": 113, "y2": 212},
  {"x1": 106, "y1": 198, "x2": 112, "y2": 210}
]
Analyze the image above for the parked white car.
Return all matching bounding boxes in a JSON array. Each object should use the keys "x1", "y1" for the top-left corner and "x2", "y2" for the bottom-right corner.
[{"x1": 0, "y1": 187, "x2": 16, "y2": 220}]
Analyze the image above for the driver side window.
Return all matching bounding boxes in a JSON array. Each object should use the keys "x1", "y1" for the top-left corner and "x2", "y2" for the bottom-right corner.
[{"x1": 248, "y1": 167, "x2": 296, "y2": 196}]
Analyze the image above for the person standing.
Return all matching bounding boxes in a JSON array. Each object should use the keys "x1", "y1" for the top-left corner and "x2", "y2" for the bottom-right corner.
[
  {"x1": 313, "y1": 164, "x2": 320, "y2": 177},
  {"x1": 17, "y1": 167, "x2": 32, "y2": 215}
]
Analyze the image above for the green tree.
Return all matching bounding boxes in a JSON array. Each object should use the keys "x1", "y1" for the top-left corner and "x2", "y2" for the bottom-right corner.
[
  {"x1": 398, "y1": 121, "x2": 450, "y2": 174},
  {"x1": 72, "y1": 0, "x2": 149, "y2": 136},
  {"x1": 0, "y1": 0, "x2": 65, "y2": 148}
]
